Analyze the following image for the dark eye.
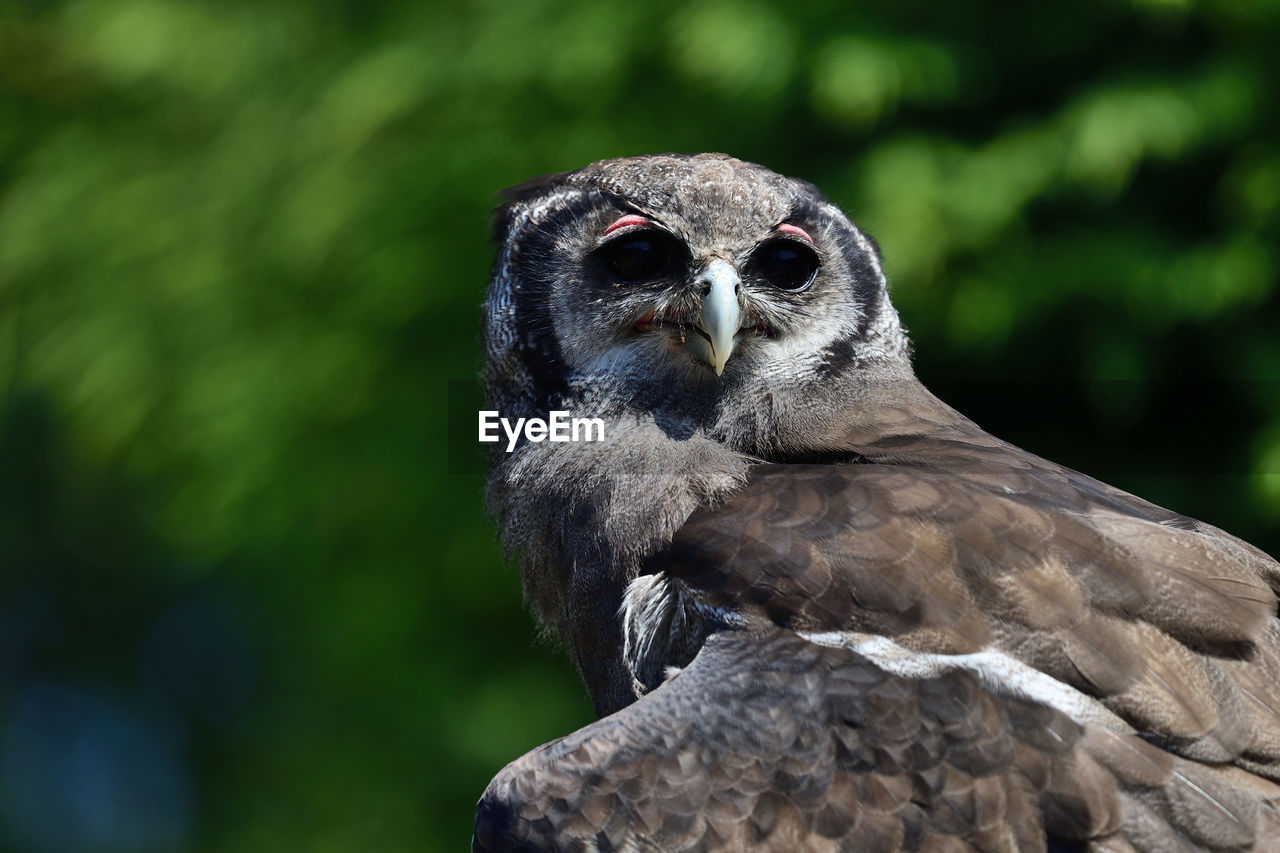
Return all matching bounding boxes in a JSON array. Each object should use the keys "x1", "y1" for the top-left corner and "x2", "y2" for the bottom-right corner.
[
  {"x1": 594, "y1": 230, "x2": 678, "y2": 283},
  {"x1": 751, "y1": 239, "x2": 820, "y2": 291}
]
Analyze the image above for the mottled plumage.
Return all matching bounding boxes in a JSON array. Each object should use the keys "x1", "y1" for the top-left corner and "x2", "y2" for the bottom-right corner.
[{"x1": 475, "y1": 154, "x2": 1280, "y2": 851}]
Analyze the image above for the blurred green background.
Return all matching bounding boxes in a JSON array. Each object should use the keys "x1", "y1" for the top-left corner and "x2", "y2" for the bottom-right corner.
[{"x1": 1, "y1": 0, "x2": 1278, "y2": 850}]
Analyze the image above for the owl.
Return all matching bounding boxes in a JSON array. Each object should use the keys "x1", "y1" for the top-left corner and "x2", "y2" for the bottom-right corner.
[{"x1": 473, "y1": 154, "x2": 1280, "y2": 851}]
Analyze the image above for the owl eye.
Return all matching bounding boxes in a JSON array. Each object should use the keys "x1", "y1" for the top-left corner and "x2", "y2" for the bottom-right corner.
[
  {"x1": 750, "y1": 239, "x2": 820, "y2": 291},
  {"x1": 594, "y1": 230, "x2": 679, "y2": 283}
]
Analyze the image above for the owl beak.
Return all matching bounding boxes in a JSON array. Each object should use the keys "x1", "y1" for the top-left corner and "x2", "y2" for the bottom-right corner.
[{"x1": 693, "y1": 259, "x2": 742, "y2": 377}]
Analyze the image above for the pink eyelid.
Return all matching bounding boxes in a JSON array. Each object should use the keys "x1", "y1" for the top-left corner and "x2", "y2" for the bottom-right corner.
[
  {"x1": 775, "y1": 223, "x2": 813, "y2": 243},
  {"x1": 603, "y1": 214, "x2": 653, "y2": 235}
]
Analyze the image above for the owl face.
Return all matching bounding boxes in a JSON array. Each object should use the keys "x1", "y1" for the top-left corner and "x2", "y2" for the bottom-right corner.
[
  {"x1": 571, "y1": 210, "x2": 822, "y2": 378},
  {"x1": 486, "y1": 154, "x2": 908, "y2": 443}
]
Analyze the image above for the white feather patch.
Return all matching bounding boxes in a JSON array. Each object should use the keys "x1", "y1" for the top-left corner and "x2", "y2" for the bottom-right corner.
[
  {"x1": 800, "y1": 630, "x2": 1132, "y2": 732},
  {"x1": 621, "y1": 574, "x2": 677, "y2": 676},
  {"x1": 622, "y1": 574, "x2": 749, "y2": 688}
]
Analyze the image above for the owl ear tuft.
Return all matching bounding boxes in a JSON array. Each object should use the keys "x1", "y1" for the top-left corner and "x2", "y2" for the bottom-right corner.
[
  {"x1": 789, "y1": 177, "x2": 828, "y2": 204},
  {"x1": 490, "y1": 171, "x2": 574, "y2": 244}
]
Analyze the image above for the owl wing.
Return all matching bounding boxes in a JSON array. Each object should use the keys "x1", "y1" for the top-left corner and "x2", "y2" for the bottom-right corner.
[
  {"x1": 475, "y1": 627, "x2": 1098, "y2": 851},
  {"x1": 474, "y1": 627, "x2": 1280, "y2": 851},
  {"x1": 475, "y1": 417, "x2": 1280, "y2": 850},
  {"x1": 653, "y1": 418, "x2": 1280, "y2": 780}
]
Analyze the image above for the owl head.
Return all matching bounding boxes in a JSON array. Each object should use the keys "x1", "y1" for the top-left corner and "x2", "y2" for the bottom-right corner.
[{"x1": 484, "y1": 153, "x2": 912, "y2": 457}]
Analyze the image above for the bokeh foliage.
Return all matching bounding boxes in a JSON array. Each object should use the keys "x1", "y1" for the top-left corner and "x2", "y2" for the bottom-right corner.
[{"x1": 1, "y1": 0, "x2": 1278, "y2": 849}]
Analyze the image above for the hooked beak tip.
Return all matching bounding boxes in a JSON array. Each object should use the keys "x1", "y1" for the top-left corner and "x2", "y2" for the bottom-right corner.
[{"x1": 697, "y1": 260, "x2": 741, "y2": 377}]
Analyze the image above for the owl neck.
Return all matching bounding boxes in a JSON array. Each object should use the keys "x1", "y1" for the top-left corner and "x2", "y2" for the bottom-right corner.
[{"x1": 484, "y1": 377, "x2": 753, "y2": 714}]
